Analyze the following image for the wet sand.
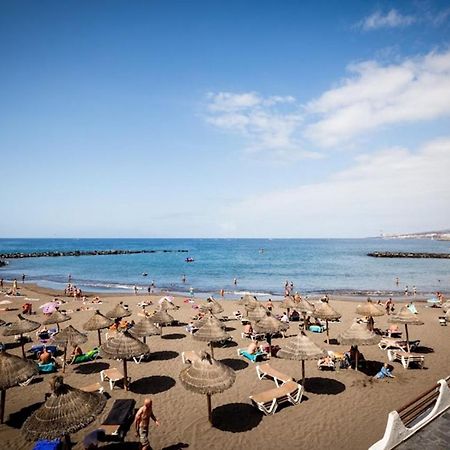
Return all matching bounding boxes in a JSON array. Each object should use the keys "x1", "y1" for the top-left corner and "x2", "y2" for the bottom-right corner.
[{"x1": 0, "y1": 283, "x2": 448, "y2": 450}]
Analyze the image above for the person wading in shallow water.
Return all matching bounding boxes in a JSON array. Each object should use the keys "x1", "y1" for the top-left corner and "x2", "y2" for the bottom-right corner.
[{"x1": 134, "y1": 398, "x2": 160, "y2": 450}]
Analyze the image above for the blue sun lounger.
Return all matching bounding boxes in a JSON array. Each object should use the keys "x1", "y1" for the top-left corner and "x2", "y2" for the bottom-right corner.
[{"x1": 237, "y1": 348, "x2": 265, "y2": 363}]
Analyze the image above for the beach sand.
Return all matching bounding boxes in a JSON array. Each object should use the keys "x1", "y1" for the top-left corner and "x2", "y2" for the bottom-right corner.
[{"x1": 0, "y1": 283, "x2": 448, "y2": 450}]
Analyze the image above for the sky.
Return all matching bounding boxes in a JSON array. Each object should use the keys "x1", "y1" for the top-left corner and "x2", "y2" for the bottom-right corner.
[{"x1": 1, "y1": 0, "x2": 449, "y2": 238}]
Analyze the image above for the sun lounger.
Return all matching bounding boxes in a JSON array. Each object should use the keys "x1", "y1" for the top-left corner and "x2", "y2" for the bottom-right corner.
[
  {"x1": 241, "y1": 332, "x2": 265, "y2": 341},
  {"x1": 378, "y1": 338, "x2": 420, "y2": 352},
  {"x1": 29, "y1": 344, "x2": 58, "y2": 357},
  {"x1": 237, "y1": 348, "x2": 265, "y2": 363},
  {"x1": 250, "y1": 380, "x2": 304, "y2": 415},
  {"x1": 438, "y1": 316, "x2": 447, "y2": 326},
  {"x1": 387, "y1": 350, "x2": 425, "y2": 369},
  {"x1": 309, "y1": 325, "x2": 325, "y2": 333},
  {"x1": 38, "y1": 361, "x2": 57, "y2": 374},
  {"x1": 80, "y1": 382, "x2": 104, "y2": 394},
  {"x1": 256, "y1": 363, "x2": 293, "y2": 387},
  {"x1": 385, "y1": 326, "x2": 402, "y2": 338},
  {"x1": 101, "y1": 398, "x2": 136, "y2": 441},
  {"x1": 181, "y1": 350, "x2": 201, "y2": 364},
  {"x1": 68, "y1": 347, "x2": 99, "y2": 364},
  {"x1": 100, "y1": 368, "x2": 127, "y2": 390}
]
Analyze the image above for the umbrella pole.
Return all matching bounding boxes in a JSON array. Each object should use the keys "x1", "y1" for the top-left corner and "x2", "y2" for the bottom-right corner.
[
  {"x1": 160, "y1": 325, "x2": 163, "y2": 336},
  {"x1": 326, "y1": 320, "x2": 329, "y2": 344},
  {"x1": 143, "y1": 336, "x2": 147, "y2": 344},
  {"x1": 210, "y1": 342, "x2": 214, "y2": 358},
  {"x1": 97, "y1": 329, "x2": 102, "y2": 346},
  {"x1": 207, "y1": 393, "x2": 212, "y2": 424},
  {"x1": 57, "y1": 323, "x2": 60, "y2": 332},
  {"x1": 123, "y1": 359, "x2": 129, "y2": 391},
  {"x1": 303, "y1": 313, "x2": 307, "y2": 331},
  {"x1": 405, "y1": 324, "x2": 410, "y2": 352},
  {"x1": 266, "y1": 333, "x2": 272, "y2": 356},
  {"x1": 355, "y1": 351, "x2": 359, "y2": 371},
  {"x1": 20, "y1": 334, "x2": 26, "y2": 358},
  {"x1": 62, "y1": 344, "x2": 67, "y2": 373},
  {"x1": 301, "y1": 360, "x2": 305, "y2": 386},
  {"x1": 0, "y1": 389, "x2": 5, "y2": 424}
]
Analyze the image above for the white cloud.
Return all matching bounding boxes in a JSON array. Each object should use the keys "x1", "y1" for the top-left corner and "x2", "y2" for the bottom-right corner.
[
  {"x1": 218, "y1": 138, "x2": 450, "y2": 237},
  {"x1": 305, "y1": 50, "x2": 450, "y2": 147},
  {"x1": 359, "y1": 9, "x2": 416, "y2": 31},
  {"x1": 205, "y1": 91, "x2": 317, "y2": 159}
]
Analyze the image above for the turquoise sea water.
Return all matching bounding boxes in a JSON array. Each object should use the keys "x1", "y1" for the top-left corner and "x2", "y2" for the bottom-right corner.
[{"x1": 0, "y1": 239, "x2": 449, "y2": 297}]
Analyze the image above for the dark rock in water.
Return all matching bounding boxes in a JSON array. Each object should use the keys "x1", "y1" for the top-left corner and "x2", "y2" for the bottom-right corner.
[
  {"x1": 368, "y1": 252, "x2": 450, "y2": 259},
  {"x1": 0, "y1": 249, "x2": 189, "y2": 260}
]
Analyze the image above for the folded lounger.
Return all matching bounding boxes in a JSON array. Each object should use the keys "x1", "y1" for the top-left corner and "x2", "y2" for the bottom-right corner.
[
  {"x1": 101, "y1": 398, "x2": 136, "y2": 441},
  {"x1": 237, "y1": 348, "x2": 265, "y2": 363},
  {"x1": 256, "y1": 363, "x2": 293, "y2": 387},
  {"x1": 250, "y1": 381, "x2": 304, "y2": 415}
]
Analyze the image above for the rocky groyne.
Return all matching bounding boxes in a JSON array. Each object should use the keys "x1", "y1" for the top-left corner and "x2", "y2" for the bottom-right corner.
[
  {"x1": 0, "y1": 249, "x2": 189, "y2": 259},
  {"x1": 368, "y1": 252, "x2": 450, "y2": 259}
]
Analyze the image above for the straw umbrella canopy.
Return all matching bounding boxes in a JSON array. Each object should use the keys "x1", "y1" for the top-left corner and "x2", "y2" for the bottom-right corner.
[
  {"x1": 311, "y1": 302, "x2": 342, "y2": 344},
  {"x1": 41, "y1": 310, "x2": 70, "y2": 331},
  {"x1": 193, "y1": 313, "x2": 223, "y2": 329},
  {"x1": 388, "y1": 306, "x2": 424, "y2": 352},
  {"x1": 82, "y1": 309, "x2": 113, "y2": 346},
  {"x1": 179, "y1": 351, "x2": 235, "y2": 424},
  {"x1": 253, "y1": 311, "x2": 287, "y2": 354},
  {"x1": 100, "y1": 330, "x2": 149, "y2": 390},
  {"x1": 247, "y1": 304, "x2": 268, "y2": 322},
  {"x1": 158, "y1": 297, "x2": 179, "y2": 311},
  {"x1": 2, "y1": 314, "x2": 40, "y2": 357},
  {"x1": 150, "y1": 310, "x2": 174, "y2": 336},
  {"x1": 105, "y1": 303, "x2": 132, "y2": 319},
  {"x1": 0, "y1": 349, "x2": 39, "y2": 423},
  {"x1": 239, "y1": 295, "x2": 260, "y2": 315},
  {"x1": 356, "y1": 299, "x2": 385, "y2": 331},
  {"x1": 277, "y1": 332, "x2": 327, "y2": 385},
  {"x1": 338, "y1": 322, "x2": 381, "y2": 371},
  {"x1": 129, "y1": 317, "x2": 160, "y2": 343},
  {"x1": 296, "y1": 299, "x2": 315, "y2": 331},
  {"x1": 200, "y1": 298, "x2": 224, "y2": 315},
  {"x1": 193, "y1": 316, "x2": 230, "y2": 358},
  {"x1": 22, "y1": 375, "x2": 106, "y2": 442},
  {"x1": 52, "y1": 325, "x2": 88, "y2": 373},
  {"x1": 280, "y1": 296, "x2": 297, "y2": 316}
]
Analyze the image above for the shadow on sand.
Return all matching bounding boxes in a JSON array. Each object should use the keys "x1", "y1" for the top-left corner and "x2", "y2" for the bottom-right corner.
[
  {"x1": 151, "y1": 350, "x2": 179, "y2": 361},
  {"x1": 74, "y1": 361, "x2": 110, "y2": 374},
  {"x1": 220, "y1": 358, "x2": 249, "y2": 371},
  {"x1": 161, "y1": 333, "x2": 186, "y2": 340},
  {"x1": 304, "y1": 377, "x2": 346, "y2": 395},
  {"x1": 7, "y1": 401, "x2": 42, "y2": 428},
  {"x1": 130, "y1": 375, "x2": 176, "y2": 395},
  {"x1": 212, "y1": 403, "x2": 262, "y2": 432}
]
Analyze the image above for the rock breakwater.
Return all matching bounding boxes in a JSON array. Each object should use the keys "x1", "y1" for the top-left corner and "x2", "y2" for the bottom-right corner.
[{"x1": 368, "y1": 252, "x2": 450, "y2": 259}]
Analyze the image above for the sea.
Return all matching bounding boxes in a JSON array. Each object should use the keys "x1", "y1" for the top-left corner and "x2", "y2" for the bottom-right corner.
[{"x1": 0, "y1": 238, "x2": 449, "y2": 299}]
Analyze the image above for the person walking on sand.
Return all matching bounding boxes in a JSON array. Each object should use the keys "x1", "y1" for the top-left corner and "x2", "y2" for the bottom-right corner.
[
  {"x1": 404, "y1": 285, "x2": 409, "y2": 296},
  {"x1": 134, "y1": 398, "x2": 160, "y2": 450},
  {"x1": 134, "y1": 285, "x2": 138, "y2": 296},
  {"x1": 22, "y1": 273, "x2": 26, "y2": 284},
  {"x1": 12, "y1": 278, "x2": 18, "y2": 295}
]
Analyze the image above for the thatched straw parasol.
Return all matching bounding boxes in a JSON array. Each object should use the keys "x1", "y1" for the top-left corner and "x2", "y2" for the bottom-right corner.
[
  {"x1": 2, "y1": 314, "x2": 40, "y2": 357},
  {"x1": 247, "y1": 304, "x2": 267, "y2": 322},
  {"x1": 388, "y1": 306, "x2": 424, "y2": 352},
  {"x1": 150, "y1": 310, "x2": 174, "y2": 336},
  {"x1": 82, "y1": 309, "x2": 113, "y2": 346},
  {"x1": 193, "y1": 313, "x2": 223, "y2": 330},
  {"x1": 199, "y1": 298, "x2": 224, "y2": 315},
  {"x1": 338, "y1": 321, "x2": 381, "y2": 371},
  {"x1": 238, "y1": 294, "x2": 259, "y2": 315},
  {"x1": 52, "y1": 325, "x2": 88, "y2": 373},
  {"x1": 355, "y1": 299, "x2": 384, "y2": 331},
  {"x1": 253, "y1": 312, "x2": 286, "y2": 354},
  {"x1": 295, "y1": 298, "x2": 315, "y2": 330},
  {"x1": 277, "y1": 332, "x2": 327, "y2": 385},
  {"x1": 179, "y1": 351, "x2": 235, "y2": 424},
  {"x1": 281, "y1": 296, "x2": 297, "y2": 316},
  {"x1": 41, "y1": 310, "x2": 70, "y2": 331},
  {"x1": 129, "y1": 317, "x2": 160, "y2": 343},
  {"x1": 100, "y1": 331, "x2": 149, "y2": 390},
  {"x1": 105, "y1": 303, "x2": 132, "y2": 319},
  {"x1": 22, "y1": 375, "x2": 106, "y2": 442},
  {"x1": 193, "y1": 316, "x2": 230, "y2": 357},
  {"x1": 158, "y1": 297, "x2": 179, "y2": 311},
  {"x1": 312, "y1": 302, "x2": 342, "y2": 344},
  {"x1": 0, "y1": 349, "x2": 39, "y2": 423}
]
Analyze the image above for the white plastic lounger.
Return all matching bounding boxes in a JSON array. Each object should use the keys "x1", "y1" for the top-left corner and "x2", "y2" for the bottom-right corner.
[
  {"x1": 387, "y1": 350, "x2": 425, "y2": 369},
  {"x1": 80, "y1": 382, "x2": 104, "y2": 394},
  {"x1": 100, "y1": 368, "x2": 126, "y2": 390},
  {"x1": 250, "y1": 381, "x2": 304, "y2": 415},
  {"x1": 256, "y1": 363, "x2": 293, "y2": 387},
  {"x1": 181, "y1": 350, "x2": 201, "y2": 364}
]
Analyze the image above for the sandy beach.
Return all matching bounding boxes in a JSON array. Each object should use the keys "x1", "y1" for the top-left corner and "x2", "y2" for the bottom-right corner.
[{"x1": 0, "y1": 283, "x2": 448, "y2": 450}]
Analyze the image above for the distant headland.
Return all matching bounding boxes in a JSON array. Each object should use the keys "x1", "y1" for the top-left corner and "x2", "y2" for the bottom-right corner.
[{"x1": 379, "y1": 229, "x2": 450, "y2": 241}]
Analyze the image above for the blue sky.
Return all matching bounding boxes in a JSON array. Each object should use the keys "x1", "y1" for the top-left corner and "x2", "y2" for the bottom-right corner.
[{"x1": 1, "y1": 1, "x2": 450, "y2": 237}]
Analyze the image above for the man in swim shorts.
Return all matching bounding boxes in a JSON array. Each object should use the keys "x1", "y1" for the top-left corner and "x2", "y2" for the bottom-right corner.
[{"x1": 134, "y1": 398, "x2": 160, "y2": 450}]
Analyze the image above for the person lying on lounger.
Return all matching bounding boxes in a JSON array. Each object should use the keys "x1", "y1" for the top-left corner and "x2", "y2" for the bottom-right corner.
[
  {"x1": 374, "y1": 363, "x2": 395, "y2": 379},
  {"x1": 247, "y1": 341, "x2": 258, "y2": 355},
  {"x1": 39, "y1": 348, "x2": 54, "y2": 364}
]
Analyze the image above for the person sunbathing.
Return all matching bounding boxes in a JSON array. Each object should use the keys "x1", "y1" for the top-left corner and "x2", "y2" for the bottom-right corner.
[
  {"x1": 317, "y1": 355, "x2": 334, "y2": 368},
  {"x1": 247, "y1": 341, "x2": 258, "y2": 355},
  {"x1": 39, "y1": 348, "x2": 53, "y2": 364},
  {"x1": 71, "y1": 344, "x2": 83, "y2": 357},
  {"x1": 243, "y1": 323, "x2": 253, "y2": 334},
  {"x1": 374, "y1": 363, "x2": 395, "y2": 379}
]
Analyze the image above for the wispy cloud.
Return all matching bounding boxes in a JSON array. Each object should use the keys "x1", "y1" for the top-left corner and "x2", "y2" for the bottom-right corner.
[
  {"x1": 305, "y1": 50, "x2": 450, "y2": 147},
  {"x1": 358, "y1": 9, "x2": 416, "y2": 31},
  {"x1": 218, "y1": 137, "x2": 450, "y2": 237},
  {"x1": 205, "y1": 91, "x2": 320, "y2": 159}
]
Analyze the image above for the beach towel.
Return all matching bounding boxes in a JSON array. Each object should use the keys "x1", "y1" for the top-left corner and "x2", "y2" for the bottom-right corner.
[
  {"x1": 72, "y1": 348, "x2": 99, "y2": 364},
  {"x1": 407, "y1": 303, "x2": 418, "y2": 314},
  {"x1": 309, "y1": 325, "x2": 324, "y2": 333},
  {"x1": 32, "y1": 440, "x2": 61, "y2": 450},
  {"x1": 38, "y1": 362, "x2": 57, "y2": 373},
  {"x1": 103, "y1": 399, "x2": 136, "y2": 425}
]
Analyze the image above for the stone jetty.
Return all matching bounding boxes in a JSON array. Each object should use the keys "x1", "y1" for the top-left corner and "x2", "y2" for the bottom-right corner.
[
  {"x1": 0, "y1": 249, "x2": 189, "y2": 259},
  {"x1": 368, "y1": 251, "x2": 450, "y2": 259}
]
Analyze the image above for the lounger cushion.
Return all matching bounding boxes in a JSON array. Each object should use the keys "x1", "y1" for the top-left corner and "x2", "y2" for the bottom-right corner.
[{"x1": 102, "y1": 399, "x2": 136, "y2": 426}]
